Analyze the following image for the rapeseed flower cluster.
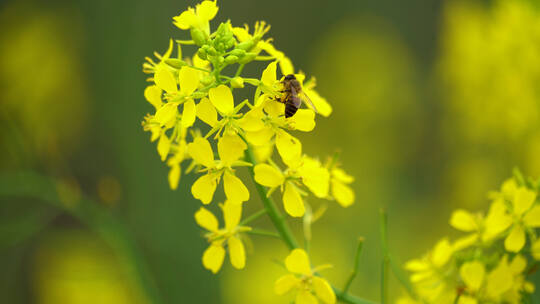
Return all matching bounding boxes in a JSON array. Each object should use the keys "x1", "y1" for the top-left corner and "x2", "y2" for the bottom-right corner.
[
  {"x1": 399, "y1": 172, "x2": 540, "y2": 304},
  {"x1": 141, "y1": 1, "x2": 355, "y2": 303}
]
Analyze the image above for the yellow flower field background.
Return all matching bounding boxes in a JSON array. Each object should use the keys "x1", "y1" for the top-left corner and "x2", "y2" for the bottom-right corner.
[{"x1": 1, "y1": 0, "x2": 540, "y2": 303}]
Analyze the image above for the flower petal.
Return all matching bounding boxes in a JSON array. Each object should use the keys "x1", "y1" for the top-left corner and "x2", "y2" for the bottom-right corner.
[
  {"x1": 509, "y1": 254, "x2": 527, "y2": 274},
  {"x1": 157, "y1": 133, "x2": 171, "y2": 161},
  {"x1": 194, "y1": 207, "x2": 219, "y2": 232},
  {"x1": 449, "y1": 209, "x2": 477, "y2": 232},
  {"x1": 197, "y1": 0, "x2": 218, "y2": 21},
  {"x1": 263, "y1": 99, "x2": 284, "y2": 118},
  {"x1": 187, "y1": 137, "x2": 215, "y2": 168},
  {"x1": 245, "y1": 126, "x2": 275, "y2": 146},
  {"x1": 458, "y1": 296, "x2": 477, "y2": 304},
  {"x1": 223, "y1": 172, "x2": 250, "y2": 203},
  {"x1": 289, "y1": 109, "x2": 315, "y2": 132},
  {"x1": 274, "y1": 274, "x2": 298, "y2": 295},
  {"x1": 209, "y1": 84, "x2": 234, "y2": 115},
  {"x1": 313, "y1": 277, "x2": 336, "y2": 304},
  {"x1": 523, "y1": 205, "x2": 540, "y2": 227},
  {"x1": 182, "y1": 99, "x2": 196, "y2": 128},
  {"x1": 486, "y1": 256, "x2": 513, "y2": 297},
  {"x1": 179, "y1": 66, "x2": 200, "y2": 95},
  {"x1": 299, "y1": 158, "x2": 329, "y2": 198},
  {"x1": 483, "y1": 199, "x2": 512, "y2": 241},
  {"x1": 432, "y1": 238, "x2": 453, "y2": 267},
  {"x1": 202, "y1": 243, "x2": 225, "y2": 274},
  {"x1": 154, "y1": 103, "x2": 178, "y2": 126},
  {"x1": 254, "y1": 164, "x2": 284, "y2": 187},
  {"x1": 144, "y1": 85, "x2": 163, "y2": 110},
  {"x1": 191, "y1": 174, "x2": 217, "y2": 204},
  {"x1": 218, "y1": 133, "x2": 247, "y2": 166},
  {"x1": 285, "y1": 248, "x2": 311, "y2": 275},
  {"x1": 154, "y1": 67, "x2": 178, "y2": 93},
  {"x1": 168, "y1": 164, "x2": 181, "y2": 190},
  {"x1": 331, "y1": 180, "x2": 354, "y2": 207},
  {"x1": 332, "y1": 168, "x2": 354, "y2": 183},
  {"x1": 173, "y1": 9, "x2": 196, "y2": 30},
  {"x1": 404, "y1": 259, "x2": 429, "y2": 272},
  {"x1": 261, "y1": 61, "x2": 277, "y2": 87},
  {"x1": 279, "y1": 56, "x2": 294, "y2": 76},
  {"x1": 238, "y1": 107, "x2": 265, "y2": 132},
  {"x1": 228, "y1": 236, "x2": 246, "y2": 269},
  {"x1": 296, "y1": 290, "x2": 318, "y2": 304},
  {"x1": 460, "y1": 261, "x2": 485, "y2": 291},
  {"x1": 532, "y1": 239, "x2": 540, "y2": 260},
  {"x1": 513, "y1": 187, "x2": 536, "y2": 215},
  {"x1": 505, "y1": 225, "x2": 525, "y2": 253},
  {"x1": 276, "y1": 130, "x2": 302, "y2": 167},
  {"x1": 305, "y1": 88, "x2": 332, "y2": 117},
  {"x1": 283, "y1": 182, "x2": 305, "y2": 217},
  {"x1": 196, "y1": 97, "x2": 218, "y2": 127},
  {"x1": 223, "y1": 199, "x2": 242, "y2": 230}
]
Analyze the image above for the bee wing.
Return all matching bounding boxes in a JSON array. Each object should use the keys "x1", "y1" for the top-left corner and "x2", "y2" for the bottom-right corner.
[
  {"x1": 300, "y1": 91, "x2": 318, "y2": 113},
  {"x1": 289, "y1": 85, "x2": 302, "y2": 107}
]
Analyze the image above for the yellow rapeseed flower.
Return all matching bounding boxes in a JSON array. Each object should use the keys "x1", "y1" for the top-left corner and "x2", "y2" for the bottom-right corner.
[
  {"x1": 195, "y1": 200, "x2": 250, "y2": 273},
  {"x1": 188, "y1": 135, "x2": 250, "y2": 205},
  {"x1": 274, "y1": 249, "x2": 336, "y2": 304},
  {"x1": 173, "y1": 0, "x2": 218, "y2": 34}
]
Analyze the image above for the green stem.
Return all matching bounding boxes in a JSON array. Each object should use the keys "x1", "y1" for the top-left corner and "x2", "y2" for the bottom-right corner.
[
  {"x1": 381, "y1": 257, "x2": 389, "y2": 304},
  {"x1": 234, "y1": 63, "x2": 245, "y2": 77},
  {"x1": 343, "y1": 237, "x2": 365, "y2": 293},
  {"x1": 246, "y1": 229, "x2": 280, "y2": 239},
  {"x1": 378, "y1": 209, "x2": 418, "y2": 301},
  {"x1": 239, "y1": 209, "x2": 267, "y2": 226},
  {"x1": 0, "y1": 171, "x2": 162, "y2": 304},
  {"x1": 380, "y1": 209, "x2": 389, "y2": 304}
]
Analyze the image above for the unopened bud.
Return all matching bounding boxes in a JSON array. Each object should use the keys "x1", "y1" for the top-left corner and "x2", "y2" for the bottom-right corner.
[
  {"x1": 238, "y1": 52, "x2": 257, "y2": 64},
  {"x1": 164, "y1": 58, "x2": 186, "y2": 69},
  {"x1": 190, "y1": 28, "x2": 207, "y2": 47},
  {"x1": 225, "y1": 55, "x2": 239, "y2": 64},
  {"x1": 231, "y1": 76, "x2": 244, "y2": 88}
]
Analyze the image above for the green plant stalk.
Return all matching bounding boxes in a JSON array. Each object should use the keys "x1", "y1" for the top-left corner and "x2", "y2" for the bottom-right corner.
[
  {"x1": 239, "y1": 208, "x2": 268, "y2": 226},
  {"x1": 343, "y1": 237, "x2": 365, "y2": 293},
  {"x1": 244, "y1": 144, "x2": 377, "y2": 304},
  {"x1": 380, "y1": 209, "x2": 389, "y2": 304}
]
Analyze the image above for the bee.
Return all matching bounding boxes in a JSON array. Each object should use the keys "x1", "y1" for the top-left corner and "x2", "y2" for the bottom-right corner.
[{"x1": 276, "y1": 74, "x2": 317, "y2": 118}]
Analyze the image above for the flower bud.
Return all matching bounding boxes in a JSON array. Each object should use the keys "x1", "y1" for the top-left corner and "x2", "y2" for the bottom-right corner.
[
  {"x1": 201, "y1": 74, "x2": 214, "y2": 86},
  {"x1": 197, "y1": 48, "x2": 208, "y2": 60},
  {"x1": 164, "y1": 58, "x2": 187, "y2": 69},
  {"x1": 236, "y1": 40, "x2": 256, "y2": 51},
  {"x1": 225, "y1": 55, "x2": 239, "y2": 64},
  {"x1": 231, "y1": 76, "x2": 244, "y2": 88},
  {"x1": 190, "y1": 28, "x2": 207, "y2": 47},
  {"x1": 207, "y1": 46, "x2": 218, "y2": 56},
  {"x1": 229, "y1": 49, "x2": 246, "y2": 57},
  {"x1": 217, "y1": 56, "x2": 225, "y2": 64},
  {"x1": 238, "y1": 52, "x2": 257, "y2": 64}
]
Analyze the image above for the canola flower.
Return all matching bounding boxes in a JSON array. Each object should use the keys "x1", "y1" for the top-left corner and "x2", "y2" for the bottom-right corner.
[
  {"x1": 399, "y1": 171, "x2": 540, "y2": 304},
  {"x1": 141, "y1": 1, "x2": 365, "y2": 303}
]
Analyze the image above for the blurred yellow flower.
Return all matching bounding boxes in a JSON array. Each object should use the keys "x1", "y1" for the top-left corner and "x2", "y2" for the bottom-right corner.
[
  {"x1": 404, "y1": 238, "x2": 456, "y2": 303},
  {"x1": 275, "y1": 249, "x2": 335, "y2": 304}
]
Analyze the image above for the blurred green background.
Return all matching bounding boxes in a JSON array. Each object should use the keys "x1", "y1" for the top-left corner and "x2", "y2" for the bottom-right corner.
[{"x1": 2, "y1": 0, "x2": 540, "y2": 303}]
